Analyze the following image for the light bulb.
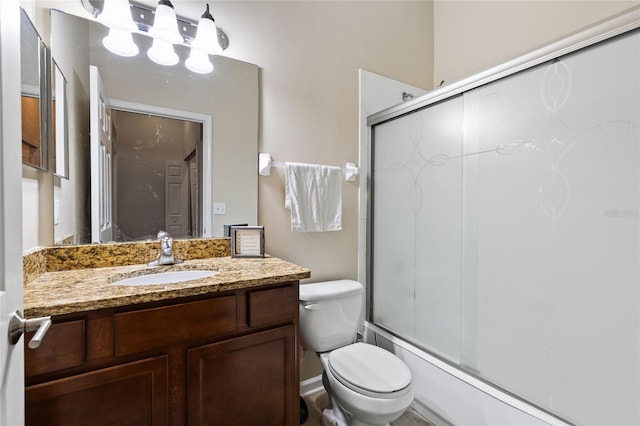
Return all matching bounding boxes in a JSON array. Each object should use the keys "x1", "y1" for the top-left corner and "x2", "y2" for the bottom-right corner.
[
  {"x1": 103, "y1": 28, "x2": 139, "y2": 57},
  {"x1": 147, "y1": 39, "x2": 179, "y2": 66},
  {"x1": 185, "y1": 48, "x2": 214, "y2": 74},
  {"x1": 148, "y1": 0, "x2": 183, "y2": 44},
  {"x1": 191, "y1": 4, "x2": 219, "y2": 55},
  {"x1": 97, "y1": 0, "x2": 137, "y2": 32}
]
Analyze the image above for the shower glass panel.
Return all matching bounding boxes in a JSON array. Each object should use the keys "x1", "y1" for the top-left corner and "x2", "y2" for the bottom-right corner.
[
  {"x1": 372, "y1": 96, "x2": 464, "y2": 363},
  {"x1": 370, "y1": 27, "x2": 639, "y2": 425}
]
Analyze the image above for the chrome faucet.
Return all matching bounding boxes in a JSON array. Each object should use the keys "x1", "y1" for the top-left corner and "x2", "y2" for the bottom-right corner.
[{"x1": 148, "y1": 231, "x2": 183, "y2": 266}]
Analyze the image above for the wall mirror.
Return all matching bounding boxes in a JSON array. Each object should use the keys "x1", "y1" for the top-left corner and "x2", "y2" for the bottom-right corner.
[
  {"x1": 20, "y1": 7, "x2": 48, "y2": 170},
  {"x1": 50, "y1": 8, "x2": 259, "y2": 244},
  {"x1": 52, "y1": 60, "x2": 69, "y2": 179}
]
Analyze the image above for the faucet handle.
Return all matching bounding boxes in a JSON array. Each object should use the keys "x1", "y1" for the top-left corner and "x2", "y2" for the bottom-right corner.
[{"x1": 157, "y1": 230, "x2": 170, "y2": 240}]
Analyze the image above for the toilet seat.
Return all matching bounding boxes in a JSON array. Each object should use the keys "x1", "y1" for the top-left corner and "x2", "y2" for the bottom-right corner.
[{"x1": 328, "y1": 343, "x2": 412, "y2": 399}]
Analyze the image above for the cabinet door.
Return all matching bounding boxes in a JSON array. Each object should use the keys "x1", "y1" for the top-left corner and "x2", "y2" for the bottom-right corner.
[
  {"x1": 188, "y1": 325, "x2": 298, "y2": 426},
  {"x1": 26, "y1": 356, "x2": 168, "y2": 426}
]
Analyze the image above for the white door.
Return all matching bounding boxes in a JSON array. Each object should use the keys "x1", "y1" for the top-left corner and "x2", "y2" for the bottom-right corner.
[
  {"x1": 90, "y1": 65, "x2": 113, "y2": 243},
  {"x1": 0, "y1": 0, "x2": 26, "y2": 424},
  {"x1": 165, "y1": 160, "x2": 189, "y2": 237}
]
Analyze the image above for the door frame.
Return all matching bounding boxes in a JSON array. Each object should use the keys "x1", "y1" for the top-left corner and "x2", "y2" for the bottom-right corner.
[
  {"x1": 109, "y1": 100, "x2": 213, "y2": 238},
  {"x1": 89, "y1": 66, "x2": 114, "y2": 243}
]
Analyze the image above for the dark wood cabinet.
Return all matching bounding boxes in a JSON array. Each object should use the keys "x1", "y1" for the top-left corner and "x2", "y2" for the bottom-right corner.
[
  {"x1": 25, "y1": 282, "x2": 299, "y2": 426},
  {"x1": 188, "y1": 325, "x2": 297, "y2": 426},
  {"x1": 26, "y1": 356, "x2": 168, "y2": 426}
]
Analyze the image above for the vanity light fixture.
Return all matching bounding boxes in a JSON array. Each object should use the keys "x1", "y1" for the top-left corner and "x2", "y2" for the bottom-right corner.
[
  {"x1": 97, "y1": 0, "x2": 139, "y2": 57},
  {"x1": 83, "y1": 0, "x2": 229, "y2": 74},
  {"x1": 185, "y1": 4, "x2": 218, "y2": 74}
]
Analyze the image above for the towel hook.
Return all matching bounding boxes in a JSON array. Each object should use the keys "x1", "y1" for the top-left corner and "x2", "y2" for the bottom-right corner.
[{"x1": 259, "y1": 153, "x2": 273, "y2": 176}]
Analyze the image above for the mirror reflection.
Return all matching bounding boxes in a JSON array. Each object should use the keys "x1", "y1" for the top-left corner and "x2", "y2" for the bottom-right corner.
[
  {"x1": 111, "y1": 110, "x2": 202, "y2": 241},
  {"x1": 52, "y1": 60, "x2": 69, "y2": 179},
  {"x1": 50, "y1": 9, "x2": 259, "y2": 245},
  {"x1": 20, "y1": 7, "x2": 47, "y2": 170}
]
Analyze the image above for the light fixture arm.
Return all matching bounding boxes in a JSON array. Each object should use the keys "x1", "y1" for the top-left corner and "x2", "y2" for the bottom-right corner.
[{"x1": 80, "y1": 0, "x2": 229, "y2": 50}]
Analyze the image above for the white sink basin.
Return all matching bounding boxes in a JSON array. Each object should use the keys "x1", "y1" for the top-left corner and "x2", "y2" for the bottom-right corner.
[{"x1": 114, "y1": 270, "x2": 218, "y2": 286}]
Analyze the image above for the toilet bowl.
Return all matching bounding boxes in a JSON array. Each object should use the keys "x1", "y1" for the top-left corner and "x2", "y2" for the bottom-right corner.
[{"x1": 299, "y1": 280, "x2": 414, "y2": 426}]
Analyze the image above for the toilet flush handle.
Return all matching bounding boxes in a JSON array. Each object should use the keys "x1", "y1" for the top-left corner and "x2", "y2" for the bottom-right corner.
[{"x1": 302, "y1": 303, "x2": 319, "y2": 310}]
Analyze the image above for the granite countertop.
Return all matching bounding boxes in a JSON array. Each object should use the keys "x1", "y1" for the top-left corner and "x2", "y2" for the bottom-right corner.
[{"x1": 24, "y1": 256, "x2": 311, "y2": 318}]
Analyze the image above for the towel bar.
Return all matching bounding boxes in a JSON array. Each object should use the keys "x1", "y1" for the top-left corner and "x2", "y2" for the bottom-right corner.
[{"x1": 258, "y1": 153, "x2": 359, "y2": 182}]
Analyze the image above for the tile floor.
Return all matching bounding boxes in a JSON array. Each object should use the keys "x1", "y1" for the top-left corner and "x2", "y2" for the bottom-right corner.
[{"x1": 301, "y1": 389, "x2": 435, "y2": 426}]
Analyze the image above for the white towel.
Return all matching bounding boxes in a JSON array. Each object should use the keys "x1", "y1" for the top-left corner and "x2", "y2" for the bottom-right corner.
[{"x1": 284, "y1": 162, "x2": 342, "y2": 232}]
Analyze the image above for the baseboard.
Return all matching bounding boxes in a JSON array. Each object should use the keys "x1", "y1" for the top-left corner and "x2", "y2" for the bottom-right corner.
[{"x1": 300, "y1": 375, "x2": 323, "y2": 396}]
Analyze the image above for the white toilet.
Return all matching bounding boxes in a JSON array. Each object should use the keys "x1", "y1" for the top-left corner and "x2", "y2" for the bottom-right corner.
[{"x1": 299, "y1": 280, "x2": 414, "y2": 426}]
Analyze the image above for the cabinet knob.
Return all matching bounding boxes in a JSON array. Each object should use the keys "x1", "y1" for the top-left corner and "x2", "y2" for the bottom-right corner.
[{"x1": 8, "y1": 310, "x2": 52, "y2": 349}]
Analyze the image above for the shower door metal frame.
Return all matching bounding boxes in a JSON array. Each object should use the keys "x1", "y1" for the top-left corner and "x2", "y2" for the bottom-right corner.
[{"x1": 363, "y1": 5, "x2": 640, "y2": 422}]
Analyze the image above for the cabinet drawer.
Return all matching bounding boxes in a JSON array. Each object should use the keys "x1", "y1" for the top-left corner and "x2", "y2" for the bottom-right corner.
[
  {"x1": 248, "y1": 285, "x2": 297, "y2": 328},
  {"x1": 25, "y1": 320, "x2": 85, "y2": 378},
  {"x1": 114, "y1": 295, "x2": 237, "y2": 357}
]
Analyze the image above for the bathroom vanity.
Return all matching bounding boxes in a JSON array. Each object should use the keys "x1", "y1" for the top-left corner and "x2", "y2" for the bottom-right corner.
[{"x1": 22, "y1": 247, "x2": 310, "y2": 426}]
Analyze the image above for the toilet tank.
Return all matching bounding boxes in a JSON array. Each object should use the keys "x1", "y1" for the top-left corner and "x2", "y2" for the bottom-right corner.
[{"x1": 299, "y1": 280, "x2": 364, "y2": 352}]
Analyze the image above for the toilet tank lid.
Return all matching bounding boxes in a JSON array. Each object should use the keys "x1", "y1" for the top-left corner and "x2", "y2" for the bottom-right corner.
[{"x1": 299, "y1": 280, "x2": 363, "y2": 302}]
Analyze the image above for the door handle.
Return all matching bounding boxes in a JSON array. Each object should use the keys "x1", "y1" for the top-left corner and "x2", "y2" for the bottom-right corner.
[{"x1": 8, "y1": 310, "x2": 52, "y2": 349}]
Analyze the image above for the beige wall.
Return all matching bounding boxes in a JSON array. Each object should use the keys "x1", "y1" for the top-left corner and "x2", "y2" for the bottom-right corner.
[
  {"x1": 217, "y1": 1, "x2": 435, "y2": 283},
  {"x1": 433, "y1": 0, "x2": 638, "y2": 86}
]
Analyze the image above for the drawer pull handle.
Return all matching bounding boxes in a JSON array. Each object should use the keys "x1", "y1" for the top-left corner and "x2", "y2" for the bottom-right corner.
[{"x1": 8, "y1": 310, "x2": 52, "y2": 349}]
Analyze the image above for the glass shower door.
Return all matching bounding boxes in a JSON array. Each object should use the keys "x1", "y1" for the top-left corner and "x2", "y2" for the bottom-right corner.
[
  {"x1": 370, "y1": 26, "x2": 640, "y2": 426},
  {"x1": 371, "y1": 96, "x2": 464, "y2": 363}
]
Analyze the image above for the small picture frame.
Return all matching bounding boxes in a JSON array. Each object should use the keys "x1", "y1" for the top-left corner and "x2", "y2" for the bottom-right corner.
[{"x1": 230, "y1": 226, "x2": 265, "y2": 258}]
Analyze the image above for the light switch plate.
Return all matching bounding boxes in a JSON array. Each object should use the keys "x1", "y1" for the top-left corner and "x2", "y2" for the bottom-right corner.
[{"x1": 213, "y1": 202, "x2": 226, "y2": 215}]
